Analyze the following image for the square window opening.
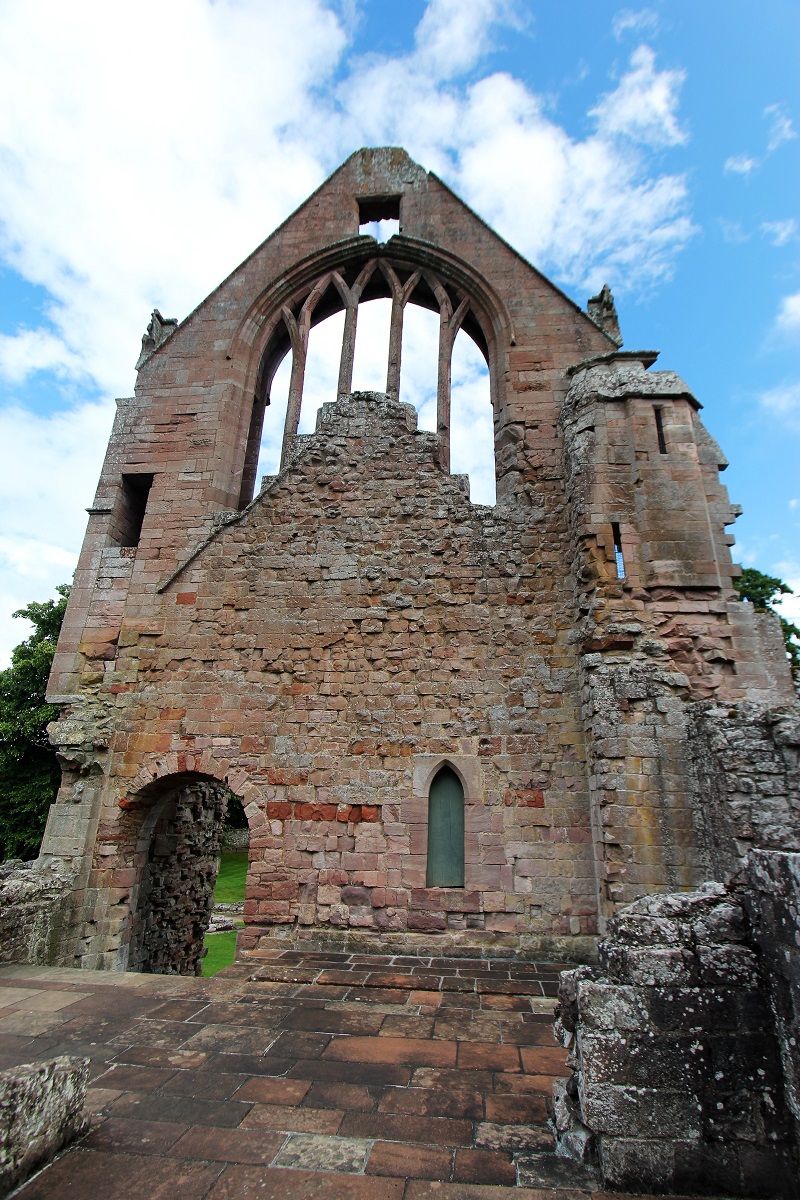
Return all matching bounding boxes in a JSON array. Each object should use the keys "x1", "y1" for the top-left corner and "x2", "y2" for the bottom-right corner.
[{"x1": 358, "y1": 194, "x2": 401, "y2": 243}]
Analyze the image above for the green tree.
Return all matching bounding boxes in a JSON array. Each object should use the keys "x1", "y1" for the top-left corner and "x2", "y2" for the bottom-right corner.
[
  {"x1": 0, "y1": 586, "x2": 70, "y2": 861},
  {"x1": 733, "y1": 568, "x2": 800, "y2": 676}
]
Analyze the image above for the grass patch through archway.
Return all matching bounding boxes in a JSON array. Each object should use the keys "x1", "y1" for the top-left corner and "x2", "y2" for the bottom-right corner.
[{"x1": 202, "y1": 850, "x2": 248, "y2": 977}]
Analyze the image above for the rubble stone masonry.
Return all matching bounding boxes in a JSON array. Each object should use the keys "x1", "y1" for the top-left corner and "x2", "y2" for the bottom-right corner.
[
  {"x1": 0, "y1": 1056, "x2": 89, "y2": 1194},
  {"x1": 552, "y1": 708, "x2": 800, "y2": 1193},
  {"x1": 553, "y1": 877, "x2": 799, "y2": 1196}
]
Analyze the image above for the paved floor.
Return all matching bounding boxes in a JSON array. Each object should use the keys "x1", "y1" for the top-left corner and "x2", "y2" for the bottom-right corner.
[{"x1": 0, "y1": 952, "x2": 730, "y2": 1199}]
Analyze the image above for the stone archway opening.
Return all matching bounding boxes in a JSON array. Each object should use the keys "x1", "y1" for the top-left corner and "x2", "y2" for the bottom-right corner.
[
  {"x1": 126, "y1": 775, "x2": 237, "y2": 975},
  {"x1": 251, "y1": 296, "x2": 494, "y2": 506},
  {"x1": 239, "y1": 247, "x2": 498, "y2": 510}
]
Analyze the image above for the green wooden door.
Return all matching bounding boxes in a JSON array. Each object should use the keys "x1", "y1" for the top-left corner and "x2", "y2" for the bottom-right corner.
[{"x1": 426, "y1": 767, "x2": 465, "y2": 887}]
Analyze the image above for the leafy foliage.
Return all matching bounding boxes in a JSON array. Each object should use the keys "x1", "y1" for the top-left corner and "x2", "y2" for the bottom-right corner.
[
  {"x1": 225, "y1": 793, "x2": 249, "y2": 828},
  {"x1": 0, "y1": 586, "x2": 70, "y2": 861},
  {"x1": 734, "y1": 568, "x2": 800, "y2": 675}
]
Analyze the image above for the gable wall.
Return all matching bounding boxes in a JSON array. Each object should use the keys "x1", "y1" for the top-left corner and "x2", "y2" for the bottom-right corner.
[{"x1": 47, "y1": 149, "x2": 613, "y2": 699}]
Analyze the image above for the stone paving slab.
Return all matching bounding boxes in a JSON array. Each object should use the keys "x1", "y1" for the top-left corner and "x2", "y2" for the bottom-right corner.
[{"x1": 0, "y1": 956, "x2": 739, "y2": 1199}]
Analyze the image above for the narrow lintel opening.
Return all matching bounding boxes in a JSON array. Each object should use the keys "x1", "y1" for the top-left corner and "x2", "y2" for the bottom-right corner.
[
  {"x1": 612, "y1": 522, "x2": 626, "y2": 579},
  {"x1": 654, "y1": 406, "x2": 667, "y2": 454},
  {"x1": 358, "y1": 195, "x2": 401, "y2": 224},
  {"x1": 113, "y1": 472, "x2": 154, "y2": 547}
]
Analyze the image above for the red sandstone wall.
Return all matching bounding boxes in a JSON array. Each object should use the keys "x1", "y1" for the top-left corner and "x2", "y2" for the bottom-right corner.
[{"x1": 90, "y1": 395, "x2": 598, "y2": 954}]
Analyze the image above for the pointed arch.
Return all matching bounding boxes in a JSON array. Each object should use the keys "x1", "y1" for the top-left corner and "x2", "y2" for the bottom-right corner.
[
  {"x1": 230, "y1": 237, "x2": 513, "y2": 507},
  {"x1": 426, "y1": 764, "x2": 465, "y2": 888}
]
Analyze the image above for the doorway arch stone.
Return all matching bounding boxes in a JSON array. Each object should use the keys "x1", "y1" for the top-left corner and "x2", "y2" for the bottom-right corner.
[{"x1": 126, "y1": 775, "x2": 232, "y2": 975}]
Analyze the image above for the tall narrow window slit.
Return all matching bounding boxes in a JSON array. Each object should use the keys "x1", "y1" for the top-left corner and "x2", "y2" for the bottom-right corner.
[{"x1": 426, "y1": 766, "x2": 465, "y2": 888}]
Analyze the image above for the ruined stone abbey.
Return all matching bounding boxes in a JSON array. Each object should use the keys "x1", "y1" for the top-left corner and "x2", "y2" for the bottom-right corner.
[
  {"x1": 27, "y1": 146, "x2": 793, "y2": 979},
  {"x1": 1, "y1": 146, "x2": 797, "y2": 1195}
]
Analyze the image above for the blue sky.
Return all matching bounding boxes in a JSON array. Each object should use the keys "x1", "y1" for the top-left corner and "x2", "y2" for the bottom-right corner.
[{"x1": 0, "y1": 0, "x2": 798, "y2": 664}]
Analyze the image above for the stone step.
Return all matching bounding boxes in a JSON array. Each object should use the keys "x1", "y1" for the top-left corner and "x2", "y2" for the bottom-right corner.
[{"x1": 237, "y1": 950, "x2": 564, "y2": 999}]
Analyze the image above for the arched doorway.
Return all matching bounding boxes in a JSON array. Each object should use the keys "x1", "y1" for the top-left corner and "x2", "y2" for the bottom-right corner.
[
  {"x1": 126, "y1": 776, "x2": 234, "y2": 975},
  {"x1": 427, "y1": 765, "x2": 465, "y2": 888}
]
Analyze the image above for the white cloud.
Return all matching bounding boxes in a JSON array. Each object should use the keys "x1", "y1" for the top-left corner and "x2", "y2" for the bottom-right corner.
[
  {"x1": 453, "y1": 71, "x2": 694, "y2": 293},
  {"x1": 724, "y1": 103, "x2": 796, "y2": 179},
  {"x1": 761, "y1": 219, "x2": 797, "y2": 246},
  {"x1": 775, "y1": 292, "x2": 800, "y2": 337},
  {"x1": 612, "y1": 9, "x2": 659, "y2": 41},
  {"x1": 788, "y1": 498, "x2": 799, "y2": 510},
  {"x1": 718, "y1": 219, "x2": 750, "y2": 244},
  {"x1": 0, "y1": 0, "x2": 699, "y2": 662},
  {"x1": 413, "y1": 0, "x2": 522, "y2": 80},
  {"x1": 0, "y1": 0, "x2": 348, "y2": 396},
  {"x1": 724, "y1": 154, "x2": 758, "y2": 176},
  {"x1": 0, "y1": 400, "x2": 113, "y2": 662},
  {"x1": 764, "y1": 103, "x2": 797, "y2": 152},
  {"x1": 589, "y1": 46, "x2": 687, "y2": 148},
  {"x1": 0, "y1": 328, "x2": 86, "y2": 384},
  {"x1": 758, "y1": 381, "x2": 800, "y2": 431}
]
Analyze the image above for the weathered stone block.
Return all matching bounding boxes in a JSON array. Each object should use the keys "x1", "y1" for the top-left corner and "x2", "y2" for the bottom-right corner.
[
  {"x1": 0, "y1": 860, "x2": 76, "y2": 966},
  {"x1": 575, "y1": 980, "x2": 648, "y2": 1031},
  {"x1": 598, "y1": 1137, "x2": 675, "y2": 1193},
  {"x1": 579, "y1": 1029, "x2": 706, "y2": 1092},
  {"x1": 0, "y1": 1057, "x2": 89, "y2": 1194},
  {"x1": 407, "y1": 910, "x2": 447, "y2": 933},
  {"x1": 697, "y1": 943, "x2": 759, "y2": 988},
  {"x1": 618, "y1": 947, "x2": 699, "y2": 987},
  {"x1": 581, "y1": 1083, "x2": 702, "y2": 1139}
]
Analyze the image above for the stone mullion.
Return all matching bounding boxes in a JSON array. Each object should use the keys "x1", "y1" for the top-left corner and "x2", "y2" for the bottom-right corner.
[
  {"x1": 333, "y1": 262, "x2": 377, "y2": 400},
  {"x1": 337, "y1": 303, "x2": 358, "y2": 398},
  {"x1": 279, "y1": 307, "x2": 307, "y2": 470},
  {"x1": 428, "y1": 274, "x2": 453, "y2": 471},
  {"x1": 385, "y1": 294, "x2": 404, "y2": 401},
  {"x1": 380, "y1": 262, "x2": 404, "y2": 401},
  {"x1": 436, "y1": 307, "x2": 454, "y2": 471},
  {"x1": 385, "y1": 268, "x2": 422, "y2": 403},
  {"x1": 436, "y1": 294, "x2": 469, "y2": 472}
]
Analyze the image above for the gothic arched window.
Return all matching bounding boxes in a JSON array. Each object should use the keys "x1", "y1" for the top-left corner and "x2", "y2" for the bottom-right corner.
[{"x1": 426, "y1": 765, "x2": 465, "y2": 888}]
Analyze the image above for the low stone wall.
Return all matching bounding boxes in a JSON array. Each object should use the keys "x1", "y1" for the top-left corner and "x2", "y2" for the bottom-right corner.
[
  {"x1": 0, "y1": 860, "x2": 76, "y2": 966},
  {"x1": 0, "y1": 1056, "x2": 88, "y2": 1194},
  {"x1": 745, "y1": 850, "x2": 800, "y2": 1127},
  {"x1": 689, "y1": 701, "x2": 800, "y2": 880},
  {"x1": 553, "y1": 878, "x2": 799, "y2": 1196}
]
